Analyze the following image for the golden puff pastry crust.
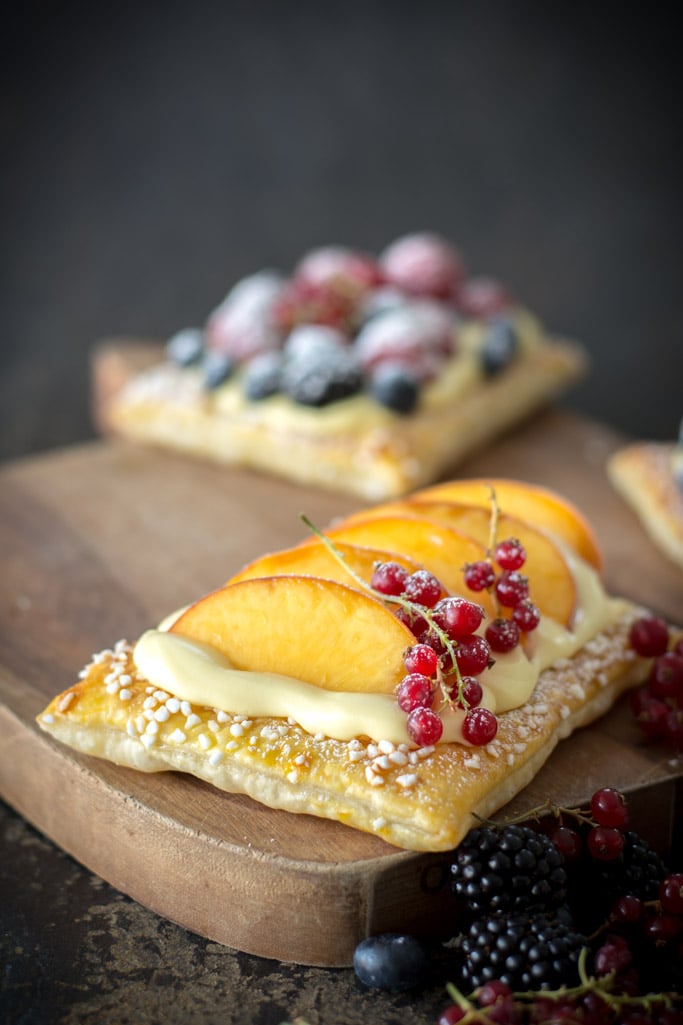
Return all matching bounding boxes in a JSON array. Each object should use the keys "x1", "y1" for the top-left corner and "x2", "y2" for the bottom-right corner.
[
  {"x1": 608, "y1": 442, "x2": 683, "y2": 572},
  {"x1": 37, "y1": 611, "x2": 646, "y2": 854}
]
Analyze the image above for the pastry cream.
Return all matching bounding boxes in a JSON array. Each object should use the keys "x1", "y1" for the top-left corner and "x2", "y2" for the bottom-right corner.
[{"x1": 133, "y1": 545, "x2": 624, "y2": 747}]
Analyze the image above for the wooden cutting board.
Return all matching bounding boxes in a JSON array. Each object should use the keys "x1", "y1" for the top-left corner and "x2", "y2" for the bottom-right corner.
[{"x1": 1, "y1": 396, "x2": 682, "y2": 967}]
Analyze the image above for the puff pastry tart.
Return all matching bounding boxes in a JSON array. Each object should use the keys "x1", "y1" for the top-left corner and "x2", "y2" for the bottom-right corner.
[
  {"x1": 37, "y1": 478, "x2": 654, "y2": 853},
  {"x1": 608, "y1": 425, "x2": 683, "y2": 572},
  {"x1": 95, "y1": 233, "x2": 586, "y2": 500}
]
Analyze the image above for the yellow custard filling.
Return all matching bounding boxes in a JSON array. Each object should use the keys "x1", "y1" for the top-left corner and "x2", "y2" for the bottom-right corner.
[{"x1": 133, "y1": 546, "x2": 624, "y2": 747}]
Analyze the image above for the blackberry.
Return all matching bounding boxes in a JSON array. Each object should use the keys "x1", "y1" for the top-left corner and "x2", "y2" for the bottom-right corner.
[
  {"x1": 459, "y1": 911, "x2": 587, "y2": 991},
  {"x1": 450, "y1": 824, "x2": 568, "y2": 915},
  {"x1": 569, "y1": 829, "x2": 667, "y2": 933}
]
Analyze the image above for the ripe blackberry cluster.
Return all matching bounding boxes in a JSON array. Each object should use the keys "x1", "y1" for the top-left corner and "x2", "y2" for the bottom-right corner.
[{"x1": 435, "y1": 789, "x2": 683, "y2": 1023}]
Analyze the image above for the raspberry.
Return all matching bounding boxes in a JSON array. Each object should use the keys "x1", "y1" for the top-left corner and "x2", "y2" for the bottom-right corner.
[{"x1": 379, "y1": 232, "x2": 465, "y2": 301}]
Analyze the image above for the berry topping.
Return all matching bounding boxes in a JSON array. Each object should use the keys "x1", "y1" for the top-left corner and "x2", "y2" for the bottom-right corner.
[
  {"x1": 241, "y1": 351, "x2": 283, "y2": 400},
  {"x1": 494, "y1": 537, "x2": 527, "y2": 571},
  {"x1": 406, "y1": 705, "x2": 443, "y2": 746},
  {"x1": 479, "y1": 317, "x2": 520, "y2": 377},
  {"x1": 456, "y1": 276, "x2": 514, "y2": 318},
  {"x1": 205, "y1": 270, "x2": 284, "y2": 361},
  {"x1": 353, "y1": 300, "x2": 456, "y2": 382},
  {"x1": 450, "y1": 676, "x2": 483, "y2": 709},
  {"x1": 379, "y1": 232, "x2": 465, "y2": 301},
  {"x1": 461, "y1": 706, "x2": 498, "y2": 745},
  {"x1": 453, "y1": 635, "x2": 492, "y2": 676},
  {"x1": 202, "y1": 349, "x2": 235, "y2": 390},
  {"x1": 494, "y1": 570, "x2": 530, "y2": 608},
  {"x1": 401, "y1": 569, "x2": 443, "y2": 608},
  {"x1": 512, "y1": 599, "x2": 541, "y2": 633},
  {"x1": 587, "y1": 826, "x2": 625, "y2": 861},
  {"x1": 280, "y1": 334, "x2": 362, "y2": 407},
  {"x1": 485, "y1": 616, "x2": 521, "y2": 653},
  {"x1": 463, "y1": 559, "x2": 497, "y2": 592},
  {"x1": 370, "y1": 561, "x2": 409, "y2": 596},
  {"x1": 368, "y1": 362, "x2": 420, "y2": 414},
  {"x1": 649, "y1": 652, "x2": 683, "y2": 700},
  {"x1": 273, "y1": 277, "x2": 358, "y2": 333},
  {"x1": 396, "y1": 673, "x2": 434, "y2": 713},
  {"x1": 403, "y1": 643, "x2": 439, "y2": 677},
  {"x1": 431, "y1": 596, "x2": 484, "y2": 640},
  {"x1": 294, "y1": 245, "x2": 383, "y2": 292},
  {"x1": 166, "y1": 327, "x2": 204, "y2": 366},
  {"x1": 660, "y1": 873, "x2": 683, "y2": 914}
]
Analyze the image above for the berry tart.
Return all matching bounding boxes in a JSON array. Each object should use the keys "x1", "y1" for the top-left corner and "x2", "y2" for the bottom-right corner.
[
  {"x1": 36, "y1": 478, "x2": 663, "y2": 853},
  {"x1": 95, "y1": 233, "x2": 586, "y2": 500},
  {"x1": 608, "y1": 419, "x2": 683, "y2": 572}
]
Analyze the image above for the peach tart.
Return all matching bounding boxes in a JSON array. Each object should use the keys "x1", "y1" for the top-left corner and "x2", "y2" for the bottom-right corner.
[{"x1": 38, "y1": 479, "x2": 651, "y2": 852}]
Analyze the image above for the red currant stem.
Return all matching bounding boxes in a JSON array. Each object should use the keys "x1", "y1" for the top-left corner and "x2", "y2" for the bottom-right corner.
[
  {"x1": 513, "y1": 947, "x2": 677, "y2": 1014},
  {"x1": 301, "y1": 514, "x2": 467, "y2": 706}
]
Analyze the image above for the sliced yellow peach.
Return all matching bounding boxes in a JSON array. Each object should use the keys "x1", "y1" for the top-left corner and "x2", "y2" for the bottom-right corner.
[
  {"x1": 413, "y1": 478, "x2": 603, "y2": 573},
  {"x1": 228, "y1": 541, "x2": 421, "y2": 588},
  {"x1": 370, "y1": 499, "x2": 577, "y2": 627},
  {"x1": 170, "y1": 575, "x2": 416, "y2": 693},
  {"x1": 315, "y1": 514, "x2": 496, "y2": 617}
]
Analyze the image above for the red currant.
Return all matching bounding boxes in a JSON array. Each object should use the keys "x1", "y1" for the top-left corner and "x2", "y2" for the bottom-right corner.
[
  {"x1": 463, "y1": 559, "x2": 496, "y2": 592},
  {"x1": 476, "y1": 980, "x2": 513, "y2": 1006},
  {"x1": 456, "y1": 276, "x2": 513, "y2": 319},
  {"x1": 454, "y1": 635, "x2": 492, "y2": 676},
  {"x1": 593, "y1": 936, "x2": 633, "y2": 976},
  {"x1": 590, "y1": 787, "x2": 629, "y2": 829},
  {"x1": 587, "y1": 826, "x2": 625, "y2": 861},
  {"x1": 611, "y1": 894, "x2": 644, "y2": 924},
  {"x1": 547, "y1": 824, "x2": 583, "y2": 863},
  {"x1": 643, "y1": 911, "x2": 683, "y2": 945},
  {"x1": 494, "y1": 571, "x2": 529, "y2": 608},
  {"x1": 648, "y1": 651, "x2": 683, "y2": 700},
  {"x1": 659, "y1": 873, "x2": 683, "y2": 914},
  {"x1": 675, "y1": 637, "x2": 683, "y2": 656},
  {"x1": 512, "y1": 599, "x2": 540, "y2": 633},
  {"x1": 394, "y1": 605, "x2": 429, "y2": 637},
  {"x1": 403, "y1": 643, "x2": 439, "y2": 677},
  {"x1": 494, "y1": 537, "x2": 526, "y2": 571},
  {"x1": 450, "y1": 676, "x2": 483, "y2": 709},
  {"x1": 432, "y1": 596, "x2": 484, "y2": 639},
  {"x1": 407, "y1": 706, "x2": 443, "y2": 746},
  {"x1": 402, "y1": 569, "x2": 443, "y2": 608},
  {"x1": 371, "y1": 561, "x2": 409, "y2": 596},
  {"x1": 461, "y1": 707, "x2": 498, "y2": 745},
  {"x1": 396, "y1": 673, "x2": 434, "y2": 713},
  {"x1": 485, "y1": 616, "x2": 520, "y2": 653},
  {"x1": 631, "y1": 690, "x2": 669, "y2": 739},
  {"x1": 628, "y1": 615, "x2": 670, "y2": 657},
  {"x1": 437, "y1": 1006, "x2": 467, "y2": 1025}
]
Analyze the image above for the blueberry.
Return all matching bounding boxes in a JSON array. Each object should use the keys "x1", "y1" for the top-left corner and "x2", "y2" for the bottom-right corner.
[
  {"x1": 369, "y1": 363, "x2": 420, "y2": 414},
  {"x1": 242, "y1": 352, "x2": 283, "y2": 400},
  {"x1": 202, "y1": 349, "x2": 235, "y2": 389},
  {"x1": 353, "y1": 933, "x2": 430, "y2": 991},
  {"x1": 166, "y1": 328, "x2": 204, "y2": 366},
  {"x1": 283, "y1": 352, "x2": 362, "y2": 407},
  {"x1": 480, "y1": 318, "x2": 519, "y2": 376}
]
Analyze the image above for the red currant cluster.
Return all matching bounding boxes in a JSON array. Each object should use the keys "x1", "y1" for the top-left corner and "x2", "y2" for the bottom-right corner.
[
  {"x1": 465, "y1": 537, "x2": 540, "y2": 654},
  {"x1": 370, "y1": 561, "x2": 497, "y2": 747},
  {"x1": 628, "y1": 615, "x2": 683, "y2": 749}
]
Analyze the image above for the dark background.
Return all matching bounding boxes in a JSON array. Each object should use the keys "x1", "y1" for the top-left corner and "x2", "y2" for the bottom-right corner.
[{"x1": 1, "y1": 0, "x2": 682, "y2": 464}]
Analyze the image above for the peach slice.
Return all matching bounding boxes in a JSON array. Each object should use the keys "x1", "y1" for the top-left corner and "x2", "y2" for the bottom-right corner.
[
  {"x1": 314, "y1": 514, "x2": 496, "y2": 617},
  {"x1": 412, "y1": 478, "x2": 604, "y2": 573},
  {"x1": 357, "y1": 499, "x2": 577, "y2": 627},
  {"x1": 170, "y1": 575, "x2": 416, "y2": 693},
  {"x1": 228, "y1": 541, "x2": 421, "y2": 588}
]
